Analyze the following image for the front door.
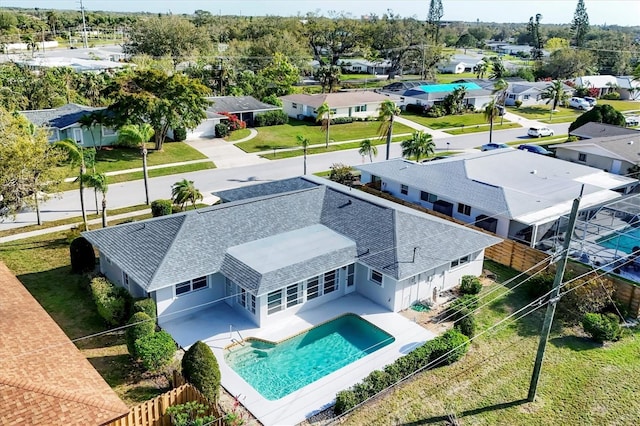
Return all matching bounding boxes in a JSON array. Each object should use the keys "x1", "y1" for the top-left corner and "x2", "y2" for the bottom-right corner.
[{"x1": 73, "y1": 128, "x2": 84, "y2": 145}]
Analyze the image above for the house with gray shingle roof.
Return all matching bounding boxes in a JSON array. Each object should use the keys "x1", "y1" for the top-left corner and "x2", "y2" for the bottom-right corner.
[
  {"x1": 568, "y1": 122, "x2": 640, "y2": 140},
  {"x1": 504, "y1": 80, "x2": 573, "y2": 107},
  {"x1": 83, "y1": 176, "x2": 499, "y2": 326},
  {"x1": 21, "y1": 103, "x2": 118, "y2": 147},
  {"x1": 279, "y1": 92, "x2": 392, "y2": 121},
  {"x1": 551, "y1": 133, "x2": 640, "y2": 175},
  {"x1": 355, "y1": 151, "x2": 637, "y2": 248}
]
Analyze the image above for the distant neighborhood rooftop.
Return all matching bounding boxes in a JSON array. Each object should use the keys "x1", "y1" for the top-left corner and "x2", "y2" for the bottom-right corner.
[{"x1": 569, "y1": 122, "x2": 640, "y2": 139}]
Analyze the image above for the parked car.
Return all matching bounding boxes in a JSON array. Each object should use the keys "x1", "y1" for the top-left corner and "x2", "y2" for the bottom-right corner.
[
  {"x1": 518, "y1": 144, "x2": 552, "y2": 155},
  {"x1": 625, "y1": 116, "x2": 639, "y2": 127},
  {"x1": 481, "y1": 143, "x2": 510, "y2": 151},
  {"x1": 568, "y1": 97, "x2": 591, "y2": 110},
  {"x1": 584, "y1": 97, "x2": 597, "y2": 107},
  {"x1": 527, "y1": 126, "x2": 554, "y2": 138}
]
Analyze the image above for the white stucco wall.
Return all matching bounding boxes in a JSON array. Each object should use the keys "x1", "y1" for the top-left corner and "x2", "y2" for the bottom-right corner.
[
  {"x1": 156, "y1": 273, "x2": 225, "y2": 327},
  {"x1": 99, "y1": 253, "x2": 146, "y2": 298},
  {"x1": 355, "y1": 264, "x2": 396, "y2": 311}
]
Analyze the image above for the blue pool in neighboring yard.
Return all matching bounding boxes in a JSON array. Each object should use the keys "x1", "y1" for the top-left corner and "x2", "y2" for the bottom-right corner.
[
  {"x1": 224, "y1": 314, "x2": 395, "y2": 400},
  {"x1": 597, "y1": 227, "x2": 640, "y2": 254}
]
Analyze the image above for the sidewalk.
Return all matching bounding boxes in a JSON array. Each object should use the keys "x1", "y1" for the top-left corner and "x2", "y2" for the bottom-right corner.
[{"x1": 63, "y1": 159, "x2": 214, "y2": 182}]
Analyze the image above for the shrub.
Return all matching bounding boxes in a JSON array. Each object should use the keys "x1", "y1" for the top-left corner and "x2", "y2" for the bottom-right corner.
[
  {"x1": 334, "y1": 389, "x2": 359, "y2": 415},
  {"x1": 215, "y1": 123, "x2": 229, "y2": 138},
  {"x1": 182, "y1": 341, "x2": 221, "y2": 403},
  {"x1": 455, "y1": 314, "x2": 477, "y2": 338},
  {"x1": 151, "y1": 199, "x2": 173, "y2": 217},
  {"x1": 261, "y1": 94, "x2": 283, "y2": 107},
  {"x1": 459, "y1": 275, "x2": 482, "y2": 295},
  {"x1": 602, "y1": 92, "x2": 620, "y2": 100},
  {"x1": 166, "y1": 401, "x2": 214, "y2": 426},
  {"x1": 514, "y1": 99, "x2": 523, "y2": 108},
  {"x1": 69, "y1": 236, "x2": 96, "y2": 273},
  {"x1": 560, "y1": 276, "x2": 615, "y2": 319},
  {"x1": 329, "y1": 163, "x2": 354, "y2": 185},
  {"x1": 582, "y1": 312, "x2": 622, "y2": 343},
  {"x1": 171, "y1": 205, "x2": 184, "y2": 214},
  {"x1": 126, "y1": 312, "x2": 155, "y2": 357},
  {"x1": 220, "y1": 112, "x2": 246, "y2": 131},
  {"x1": 448, "y1": 294, "x2": 479, "y2": 320},
  {"x1": 426, "y1": 105, "x2": 445, "y2": 117},
  {"x1": 405, "y1": 103, "x2": 428, "y2": 115},
  {"x1": 90, "y1": 277, "x2": 131, "y2": 326},
  {"x1": 134, "y1": 331, "x2": 176, "y2": 371},
  {"x1": 432, "y1": 329, "x2": 470, "y2": 365},
  {"x1": 523, "y1": 273, "x2": 554, "y2": 299},
  {"x1": 173, "y1": 127, "x2": 187, "y2": 141},
  {"x1": 133, "y1": 297, "x2": 157, "y2": 319},
  {"x1": 254, "y1": 110, "x2": 288, "y2": 127},
  {"x1": 331, "y1": 116, "x2": 354, "y2": 125}
]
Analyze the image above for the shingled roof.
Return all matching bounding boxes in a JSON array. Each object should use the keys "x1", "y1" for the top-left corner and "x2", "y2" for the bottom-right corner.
[
  {"x1": 0, "y1": 262, "x2": 128, "y2": 425},
  {"x1": 21, "y1": 103, "x2": 105, "y2": 129},
  {"x1": 206, "y1": 96, "x2": 280, "y2": 114},
  {"x1": 83, "y1": 177, "x2": 499, "y2": 294}
]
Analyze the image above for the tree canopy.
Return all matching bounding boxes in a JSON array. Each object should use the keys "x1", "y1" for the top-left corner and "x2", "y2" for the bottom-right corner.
[
  {"x1": 569, "y1": 104, "x2": 626, "y2": 132},
  {"x1": 570, "y1": 0, "x2": 590, "y2": 47}
]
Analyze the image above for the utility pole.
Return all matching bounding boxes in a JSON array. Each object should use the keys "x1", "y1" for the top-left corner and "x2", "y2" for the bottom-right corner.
[
  {"x1": 528, "y1": 188, "x2": 582, "y2": 402},
  {"x1": 79, "y1": 0, "x2": 89, "y2": 49}
]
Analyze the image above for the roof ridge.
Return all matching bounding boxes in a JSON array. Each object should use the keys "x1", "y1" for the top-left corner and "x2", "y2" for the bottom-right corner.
[
  {"x1": 0, "y1": 375, "x2": 126, "y2": 416},
  {"x1": 146, "y1": 214, "x2": 189, "y2": 288}
]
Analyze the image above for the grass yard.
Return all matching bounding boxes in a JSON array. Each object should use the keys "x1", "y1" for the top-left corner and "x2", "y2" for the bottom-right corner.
[
  {"x1": 598, "y1": 99, "x2": 640, "y2": 112},
  {"x1": 508, "y1": 105, "x2": 583, "y2": 123},
  {"x1": 446, "y1": 121, "x2": 520, "y2": 135},
  {"x1": 341, "y1": 260, "x2": 640, "y2": 425},
  {"x1": 225, "y1": 128, "x2": 252, "y2": 142},
  {"x1": 260, "y1": 135, "x2": 408, "y2": 160},
  {"x1": 236, "y1": 118, "x2": 413, "y2": 153},
  {"x1": 436, "y1": 72, "x2": 477, "y2": 84},
  {"x1": 402, "y1": 111, "x2": 514, "y2": 130}
]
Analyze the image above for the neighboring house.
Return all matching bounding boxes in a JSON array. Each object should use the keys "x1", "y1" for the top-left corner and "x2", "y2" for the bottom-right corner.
[
  {"x1": 0, "y1": 262, "x2": 128, "y2": 425},
  {"x1": 14, "y1": 56, "x2": 131, "y2": 73},
  {"x1": 338, "y1": 58, "x2": 393, "y2": 75},
  {"x1": 280, "y1": 92, "x2": 392, "y2": 120},
  {"x1": 83, "y1": 177, "x2": 499, "y2": 328},
  {"x1": 569, "y1": 122, "x2": 640, "y2": 140},
  {"x1": 379, "y1": 81, "x2": 493, "y2": 111},
  {"x1": 355, "y1": 151, "x2": 637, "y2": 248},
  {"x1": 21, "y1": 103, "x2": 118, "y2": 147},
  {"x1": 188, "y1": 96, "x2": 279, "y2": 138},
  {"x1": 572, "y1": 75, "x2": 640, "y2": 100},
  {"x1": 551, "y1": 133, "x2": 640, "y2": 175},
  {"x1": 437, "y1": 60, "x2": 468, "y2": 74},
  {"x1": 504, "y1": 80, "x2": 573, "y2": 107}
]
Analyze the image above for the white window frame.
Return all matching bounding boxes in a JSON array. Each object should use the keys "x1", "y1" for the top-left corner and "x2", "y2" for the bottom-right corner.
[
  {"x1": 370, "y1": 269, "x2": 383, "y2": 286},
  {"x1": 286, "y1": 283, "x2": 302, "y2": 308},
  {"x1": 101, "y1": 126, "x2": 117, "y2": 137},
  {"x1": 420, "y1": 191, "x2": 437, "y2": 203},
  {"x1": 450, "y1": 255, "x2": 470, "y2": 269},
  {"x1": 457, "y1": 203, "x2": 471, "y2": 216},
  {"x1": 346, "y1": 264, "x2": 355, "y2": 287},
  {"x1": 323, "y1": 270, "x2": 337, "y2": 294},
  {"x1": 400, "y1": 184, "x2": 409, "y2": 195},
  {"x1": 578, "y1": 153, "x2": 587, "y2": 162},
  {"x1": 174, "y1": 276, "x2": 208, "y2": 297},
  {"x1": 72, "y1": 128, "x2": 84, "y2": 145},
  {"x1": 306, "y1": 276, "x2": 320, "y2": 300},
  {"x1": 267, "y1": 289, "x2": 283, "y2": 315}
]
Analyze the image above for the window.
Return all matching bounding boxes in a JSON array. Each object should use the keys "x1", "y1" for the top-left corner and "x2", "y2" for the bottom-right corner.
[
  {"x1": 307, "y1": 276, "x2": 320, "y2": 300},
  {"x1": 400, "y1": 184, "x2": 409, "y2": 195},
  {"x1": 292, "y1": 103, "x2": 298, "y2": 109},
  {"x1": 451, "y1": 255, "x2": 470, "y2": 268},
  {"x1": 323, "y1": 270, "x2": 337, "y2": 294},
  {"x1": 523, "y1": 95, "x2": 530, "y2": 100},
  {"x1": 267, "y1": 290, "x2": 283, "y2": 315},
  {"x1": 287, "y1": 283, "x2": 301, "y2": 308},
  {"x1": 508, "y1": 94, "x2": 516, "y2": 99},
  {"x1": 236, "y1": 287, "x2": 256, "y2": 314},
  {"x1": 457, "y1": 203, "x2": 471, "y2": 216},
  {"x1": 354, "y1": 105, "x2": 367, "y2": 112},
  {"x1": 330, "y1": 109, "x2": 337, "y2": 114},
  {"x1": 47, "y1": 128, "x2": 60, "y2": 142},
  {"x1": 420, "y1": 191, "x2": 437, "y2": 203},
  {"x1": 101, "y1": 126, "x2": 117, "y2": 137},
  {"x1": 123, "y1": 272, "x2": 130, "y2": 290},
  {"x1": 578, "y1": 153, "x2": 587, "y2": 162},
  {"x1": 346, "y1": 264, "x2": 355, "y2": 287},
  {"x1": 370, "y1": 269, "x2": 383, "y2": 286},
  {"x1": 174, "y1": 276, "x2": 207, "y2": 297}
]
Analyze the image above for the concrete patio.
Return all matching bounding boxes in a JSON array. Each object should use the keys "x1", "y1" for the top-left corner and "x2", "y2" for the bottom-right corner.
[{"x1": 162, "y1": 293, "x2": 436, "y2": 426}]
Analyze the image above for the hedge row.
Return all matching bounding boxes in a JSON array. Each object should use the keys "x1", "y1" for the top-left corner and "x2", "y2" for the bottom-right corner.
[
  {"x1": 460, "y1": 275, "x2": 482, "y2": 295},
  {"x1": 90, "y1": 277, "x2": 132, "y2": 326},
  {"x1": 254, "y1": 110, "x2": 289, "y2": 127},
  {"x1": 334, "y1": 329, "x2": 469, "y2": 414}
]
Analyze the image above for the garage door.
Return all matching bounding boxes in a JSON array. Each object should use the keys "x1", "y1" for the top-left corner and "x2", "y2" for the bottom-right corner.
[{"x1": 187, "y1": 119, "x2": 218, "y2": 139}]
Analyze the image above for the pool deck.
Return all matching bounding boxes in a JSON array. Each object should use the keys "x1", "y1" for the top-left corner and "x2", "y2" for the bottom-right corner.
[{"x1": 162, "y1": 293, "x2": 436, "y2": 426}]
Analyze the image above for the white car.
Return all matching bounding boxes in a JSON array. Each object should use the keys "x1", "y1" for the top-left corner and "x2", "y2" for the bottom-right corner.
[
  {"x1": 626, "y1": 116, "x2": 640, "y2": 127},
  {"x1": 527, "y1": 126, "x2": 555, "y2": 138},
  {"x1": 568, "y1": 97, "x2": 591, "y2": 110}
]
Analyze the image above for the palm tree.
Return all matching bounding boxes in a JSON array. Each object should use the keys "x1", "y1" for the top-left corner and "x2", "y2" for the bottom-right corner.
[
  {"x1": 541, "y1": 80, "x2": 569, "y2": 122},
  {"x1": 493, "y1": 78, "x2": 509, "y2": 125},
  {"x1": 296, "y1": 135, "x2": 310, "y2": 174},
  {"x1": 54, "y1": 139, "x2": 88, "y2": 230},
  {"x1": 83, "y1": 173, "x2": 108, "y2": 227},
  {"x1": 483, "y1": 99, "x2": 500, "y2": 143},
  {"x1": 378, "y1": 100, "x2": 401, "y2": 160},
  {"x1": 489, "y1": 56, "x2": 506, "y2": 79},
  {"x1": 117, "y1": 124, "x2": 155, "y2": 205},
  {"x1": 315, "y1": 102, "x2": 332, "y2": 148},
  {"x1": 171, "y1": 179, "x2": 203, "y2": 210},
  {"x1": 358, "y1": 139, "x2": 378, "y2": 163},
  {"x1": 401, "y1": 131, "x2": 435, "y2": 163},
  {"x1": 475, "y1": 60, "x2": 488, "y2": 79}
]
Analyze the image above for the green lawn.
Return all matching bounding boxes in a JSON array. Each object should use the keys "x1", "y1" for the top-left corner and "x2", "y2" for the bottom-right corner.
[
  {"x1": 446, "y1": 122, "x2": 521, "y2": 135},
  {"x1": 259, "y1": 135, "x2": 408, "y2": 160},
  {"x1": 60, "y1": 142, "x2": 208, "y2": 179},
  {"x1": 508, "y1": 105, "x2": 583, "y2": 123},
  {"x1": 436, "y1": 72, "x2": 477, "y2": 84},
  {"x1": 402, "y1": 111, "x2": 514, "y2": 130},
  {"x1": 342, "y1": 260, "x2": 640, "y2": 425},
  {"x1": 236, "y1": 119, "x2": 414, "y2": 153},
  {"x1": 598, "y1": 99, "x2": 640, "y2": 112},
  {"x1": 225, "y1": 128, "x2": 252, "y2": 142}
]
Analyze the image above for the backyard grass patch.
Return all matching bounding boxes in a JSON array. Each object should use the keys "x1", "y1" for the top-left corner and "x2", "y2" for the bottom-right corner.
[
  {"x1": 340, "y1": 261, "x2": 640, "y2": 425},
  {"x1": 236, "y1": 118, "x2": 413, "y2": 153}
]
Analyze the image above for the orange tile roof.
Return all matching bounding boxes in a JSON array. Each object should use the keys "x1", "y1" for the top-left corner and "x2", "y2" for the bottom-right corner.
[{"x1": 0, "y1": 262, "x2": 129, "y2": 425}]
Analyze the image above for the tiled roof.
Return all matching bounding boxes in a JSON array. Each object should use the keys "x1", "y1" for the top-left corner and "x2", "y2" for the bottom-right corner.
[
  {"x1": 0, "y1": 262, "x2": 128, "y2": 425},
  {"x1": 569, "y1": 122, "x2": 640, "y2": 139},
  {"x1": 21, "y1": 103, "x2": 105, "y2": 129},
  {"x1": 83, "y1": 177, "x2": 499, "y2": 294},
  {"x1": 206, "y1": 96, "x2": 280, "y2": 114},
  {"x1": 279, "y1": 92, "x2": 390, "y2": 109}
]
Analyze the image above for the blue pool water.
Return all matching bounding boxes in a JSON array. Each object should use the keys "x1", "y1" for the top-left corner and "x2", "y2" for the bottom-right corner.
[
  {"x1": 417, "y1": 82, "x2": 481, "y2": 93},
  {"x1": 224, "y1": 314, "x2": 395, "y2": 400},
  {"x1": 597, "y1": 227, "x2": 640, "y2": 254}
]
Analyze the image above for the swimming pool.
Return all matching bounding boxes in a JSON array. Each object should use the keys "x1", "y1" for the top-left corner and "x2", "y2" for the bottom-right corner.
[
  {"x1": 224, "y1": 314, "x2": 395, "y2": 400},
  {"x1": 597, "y1": 227, "x2": 640, "y2": 254}
]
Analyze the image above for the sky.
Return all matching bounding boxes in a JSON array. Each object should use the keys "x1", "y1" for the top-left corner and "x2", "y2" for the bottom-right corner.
[{"x1": 1, "y1": 0, "x2": 639, "y2": 26}]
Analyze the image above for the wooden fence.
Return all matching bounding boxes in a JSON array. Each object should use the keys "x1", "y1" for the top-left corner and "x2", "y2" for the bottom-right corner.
[
  {"x1": 106, "y1": 373, "x2": 222, "y2": 426},
  {"x1": 360, "y1": 185, "x2": 640, "y2": 317}
]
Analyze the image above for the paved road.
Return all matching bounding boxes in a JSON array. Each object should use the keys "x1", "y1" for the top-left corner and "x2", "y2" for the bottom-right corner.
[{"x1": 1, "y1": 120, "x2": 570, "y2": 230}]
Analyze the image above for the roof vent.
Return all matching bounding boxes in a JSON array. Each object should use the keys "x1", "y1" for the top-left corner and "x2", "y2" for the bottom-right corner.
[
  {"x1": 629, "y1": 141, "x2": 634, "y2": 145},
  {"x1": 531, "y1": 169, "x2": 537, "y2": 175}
]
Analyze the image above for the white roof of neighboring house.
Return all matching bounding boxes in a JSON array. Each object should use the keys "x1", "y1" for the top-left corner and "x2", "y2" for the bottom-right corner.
[
  {"x1": 356, "y1": 150, "x2": 636, "y2": 226},
  {"x1": 573, "y1": 75, "x2": 619, "y2": 88},
  {"x1": 280, "y1": 92, "x2": 391, "y2": 109},
  {"x1": 551, "y1": 133, "x2": 640, "y2": 164},
  {"x1": 14, "y1": 56, "x2": 131, "y2": 72}
]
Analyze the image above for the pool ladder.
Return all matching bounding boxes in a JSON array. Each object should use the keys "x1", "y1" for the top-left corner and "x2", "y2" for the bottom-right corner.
[{"x1": 229, "y1": 325, "x2": 245, "y2": 346}]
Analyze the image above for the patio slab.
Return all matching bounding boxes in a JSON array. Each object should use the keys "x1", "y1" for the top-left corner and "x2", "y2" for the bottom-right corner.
[{"x1": 162, "y1": 293, "x2": 436, "y2": 426}]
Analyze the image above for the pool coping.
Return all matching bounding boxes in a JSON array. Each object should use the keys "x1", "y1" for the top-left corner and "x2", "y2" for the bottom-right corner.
[{"x1": 162, "y1": 293, "x2": 436, "y2": 426}]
